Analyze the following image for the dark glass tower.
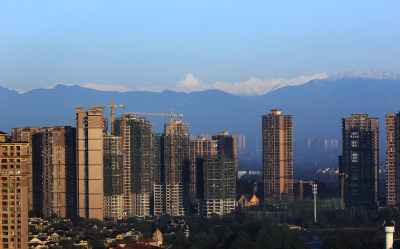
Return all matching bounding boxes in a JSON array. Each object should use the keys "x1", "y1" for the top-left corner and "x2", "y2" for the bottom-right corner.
[{"x1": 340, "y1": 114, "x2": 379, "y2": 208}]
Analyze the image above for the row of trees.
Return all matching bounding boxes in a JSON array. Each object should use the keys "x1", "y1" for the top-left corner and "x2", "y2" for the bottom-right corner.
[
  {"x1": 163, "y1": 212, "x2": 310, "y2": 249},
  {"x1": 32, "y1": 203, "x2": 400, "y2": 248}
]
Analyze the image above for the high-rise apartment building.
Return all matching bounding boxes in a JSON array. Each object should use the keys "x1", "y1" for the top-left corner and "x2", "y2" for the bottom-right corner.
[
  {"x1": 262, "y1": 109, "x2": 293, "y2": 203},
  {"x1": 114, "y1": 117, "x2": 132, "y2": 216},
  {"x1": 154, "y1": 120, "x2": 190, "y2": 216},
  {"x1": 212, "y1": 131, "x2": 238, "y2": 173},
  {"x1": 12, "y1": 126, "x2": 76, "y2": 218},
  {"x1": 76, "y1": 108, "x2": 104, "y2": 220},
  {"x1": 103, "y1": 134, "x2": 124, "y2": 219},
  {"x1": 32, "y1": 127, "x2": 76, "y2": 218},
  {"x1": 0, "y1": 132, "x2": 29, "y2": 249},
  {"x1": 195, "y1": 156, "x2": 236, "y2": 217},
  {"x1": 340, "y1": 114, "x2": 379, "y2": 208},
  {"x1": 386, "y1": 113, "x2": 400, "y2": 206},
  {"x1": 115, "y1": 115, "x2": 154, "y2": 216},
  {"x1": 189, "y1": 136, "x2": 218, "y2": 203},
  {"x1": 11, "y1": 127, "x2": 40, "y2": 211}
]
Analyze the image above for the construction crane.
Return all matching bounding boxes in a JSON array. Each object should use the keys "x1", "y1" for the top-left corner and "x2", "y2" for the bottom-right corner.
[
  {"x1": 64, "y1": 99, "x2": 125, "y2": 134},
  {"x1": 124, "y1": 108, "x2": 183, "y2": 216}
]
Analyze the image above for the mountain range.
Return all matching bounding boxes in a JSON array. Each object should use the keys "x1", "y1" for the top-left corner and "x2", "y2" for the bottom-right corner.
[{"x1": 1, "y1": 69, "x2": 400, "y2": 170}]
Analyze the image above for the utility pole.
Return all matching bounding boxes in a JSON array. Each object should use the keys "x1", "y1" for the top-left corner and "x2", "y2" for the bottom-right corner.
[{"x1": 312, "y1": 183, "x2": 317, "y2": 223}]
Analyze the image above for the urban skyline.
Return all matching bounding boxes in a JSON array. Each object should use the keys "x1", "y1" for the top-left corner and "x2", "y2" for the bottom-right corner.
[
  {"x1": 3, "y1": 104, "x2": 400, "y2": 248},
  {"x1": 1, "y1": 1, "x2": 399, "y2": 248},
  {"x1": 5, "y1": 106, "x2": 400, "y2": 211}
]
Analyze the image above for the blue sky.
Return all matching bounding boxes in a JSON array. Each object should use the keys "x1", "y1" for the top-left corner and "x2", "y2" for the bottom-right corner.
[{"x1": 0, "y1": 0, "x2": 399, "y2": 92}]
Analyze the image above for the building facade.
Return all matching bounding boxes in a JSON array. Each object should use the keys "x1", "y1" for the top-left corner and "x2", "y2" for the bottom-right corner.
[
  {"x1": 12, "y1": 126, "x2": 76, "y2": 218},
  {"x1": 115, "y1": 115, "x2": 154, "y2": 216},
  {"x1": 262, "y1": 109, "x2": 293, "y2": 203},
  {"x1": 196, "y1": 156, "x2": 236, "y2": 217},
  {"x1": 340, "y1": 114, "x2": 379, "y2": 208},
  {"x1": 154, "y1": 120, "x2": 190, "y2": 216},
  {"x1": 103, "y1": 134, "x2": 124, "y2": 219},
  {"x1": 11, "y1": 127, "x2": 40, "y2": 211},
  {"x1": 212, "y1": 131, "x2": 238, "y2": 173},
  {"x1": 386, "y1": 113, "x2": 400, "y2": 206},
  {"x1": 189, "y1": 136, "x2": 218, "y2": 203},
  {"x1": 114, "y1": 117, "x2": 132, "y2": 216},
  {"x1": 0, "y1": 132, "x2": 29, "y2": 249},
  {"x1": 32, "y1": 126, "x2": 76, "y2": 218},
  {"x1": 76, "y1": 108, "x2": 104, "y2": 220}
]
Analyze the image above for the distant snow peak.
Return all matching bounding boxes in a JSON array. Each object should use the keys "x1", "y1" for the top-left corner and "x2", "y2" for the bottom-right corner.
[
  {"x1": 10, "y1": 83, "x2": 74, "y2": 94},
  {"x1": 45, "y1": 83, "x2": 74, "y2": 89},
  {"x1": 329, "y1": 69, "x2": 400, "y2": 81},
  {"x1": 136, "y1": 85, "x2": 166, "y2": 92},
  {"x1": 81, "y1": 83, "x2": 133, "y2": 92},
  {"x1": 11, "y1": 88, "x2": 28, "y2": 94},
  {"x1": 172, "y1": 73, "x2": 205, "y2": 93},
  {"x1": 139, "y1": 72, "x2": 328, "y2": 96}
]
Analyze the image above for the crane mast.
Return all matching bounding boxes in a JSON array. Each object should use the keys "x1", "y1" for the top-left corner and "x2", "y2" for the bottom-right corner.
[{"x1": 64, "y1": 99, "x2": 125, "y2": 134}]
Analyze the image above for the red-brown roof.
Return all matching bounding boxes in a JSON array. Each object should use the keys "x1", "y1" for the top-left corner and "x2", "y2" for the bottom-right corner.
[
  {"x1": 138, "y1": 238, "x2": 155, "y2": 243},
  {"x1": 118, "y1": 243, "x2": 155, "y2": 249}
]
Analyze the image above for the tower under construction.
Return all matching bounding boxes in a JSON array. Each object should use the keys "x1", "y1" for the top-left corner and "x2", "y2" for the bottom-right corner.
[
  {"x1": 115, "y1": 115, "x2": 154, "y2": 216},
  {"x1": 153, "y1": 120, "x2": 190, "y2": 216}
]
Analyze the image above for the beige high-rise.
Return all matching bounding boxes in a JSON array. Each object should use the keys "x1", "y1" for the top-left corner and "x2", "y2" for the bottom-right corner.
[
  {"x1": 262, "y1": 109, "x2": 293, "y2": 203},
  {"x1": 76, "y1": 108, "x2": 104, "y2": 220},
  {"x1": 0, "y1": 132, "x2": 29, "y2": 249},
  {"x1": 386, "y1": 113, "x2": 400, "y2": 206}
]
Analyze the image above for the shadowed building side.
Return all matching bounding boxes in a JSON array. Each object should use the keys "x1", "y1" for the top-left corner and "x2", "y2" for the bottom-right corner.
[
  {"x1": 11, "y1": 127, "x2": 40, "y2": 211},
  {"x1": 103, "y1": 134, "x2": 124, "y2": 219},
  {"x1": 154, "y1": 120, "x2": 190, "y2": 216},
  {"x1": 340, "y1": 114, "x2": 379, "y2": 208},
  {"x1": 189, "y1": 136, "x2": 218, "y2": 204},
  {"x1": 12, "y1": 126, "x2": 76, "y2": 218},
  {"x1": 115, "y1": 115, "x2": 154, "y2": 216},
  {"x1": 196, "y1": 155, "x2": 236, "y2": 217}
]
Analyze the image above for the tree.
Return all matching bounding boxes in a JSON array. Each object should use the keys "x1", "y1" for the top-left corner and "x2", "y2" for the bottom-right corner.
[
  {"x1": 88, "y1": 232, "x2": 106, "y2": 249},
  {"x1": 321, "y1": 233, "x2": 363, "y2": 249}
]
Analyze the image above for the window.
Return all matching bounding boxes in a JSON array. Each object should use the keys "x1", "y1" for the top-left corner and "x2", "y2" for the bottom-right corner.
[
  {"x1": 350, "y1": 132, "x2": 359, "y2": 138},
  {"x1": 351, "y1": 152, "x2": 359, "y2": 163},
  {"x1": 351, "y1": 140, "x2": 358, "y2": 147}
]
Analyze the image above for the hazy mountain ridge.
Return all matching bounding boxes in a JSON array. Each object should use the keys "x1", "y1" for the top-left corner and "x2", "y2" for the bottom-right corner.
[{"x1": 1, "y1": 70, "x2": 400, "y2": 170}]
